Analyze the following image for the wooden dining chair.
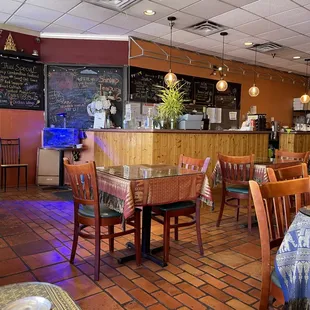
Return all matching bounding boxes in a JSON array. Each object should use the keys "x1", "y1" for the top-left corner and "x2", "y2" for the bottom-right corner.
[
  {"x1": 63, "y1": 158, "x2": 141, "y2": 281},
  {"x1": 0, "y1": 138, "x2": 28, "y2": 192},
  {"x1": 151, "y1": 154, "x2": 210, "y2": 263},
  {"x1": 216, "y1": 153, "x2": 255, "y2": 233},
  {"x1": 267, "y1": 163, "x2": 308, "y2": 182},
  {"x1": 275, "y1": 149, "x2": 309, "y2": 164},
  {"x1": 249, "y1": 178, "x2": 310, "y2": 310}
]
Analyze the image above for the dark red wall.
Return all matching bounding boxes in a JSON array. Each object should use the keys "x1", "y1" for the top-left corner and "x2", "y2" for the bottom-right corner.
[{"x1": 40, "y1": 38, "x2": 128, "y2": 65}]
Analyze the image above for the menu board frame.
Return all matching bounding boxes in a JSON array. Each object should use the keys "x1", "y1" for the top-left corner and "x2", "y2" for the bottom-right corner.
[
  {"x1": 0, "y1": 57, "x2": 44, "y2": 111},
  {"x1": 45, "y1": 64, "x2": 128, "y2": 129}
]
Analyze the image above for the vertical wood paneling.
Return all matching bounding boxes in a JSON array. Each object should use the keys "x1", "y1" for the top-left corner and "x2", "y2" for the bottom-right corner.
[{"x1": 280, "y1": 133, "x2": 310, "y2": 153}]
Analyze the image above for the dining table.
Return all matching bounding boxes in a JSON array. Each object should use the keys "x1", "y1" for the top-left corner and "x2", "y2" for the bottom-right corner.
[
  {"x1": 96, "y1": 164, "x2": 213, "y2": 267},
  {"x1": 275, "y1": 207, "x2": 310, "y2": 309}
]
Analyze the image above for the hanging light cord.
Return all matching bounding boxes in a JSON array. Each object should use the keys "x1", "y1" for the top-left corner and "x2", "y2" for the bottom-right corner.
[
  {"x1": 306, "y1": 60, "x2": 309, "y2": 93},
  {"x1": 254, "y1": 47, "x2": 257, "y2": 84},
  {"x1": 221, "y1": 34, "x2": 225, "y2": 78},
  {"x1": 169, "y1": 21, "x2": 173, "y2": 72}
]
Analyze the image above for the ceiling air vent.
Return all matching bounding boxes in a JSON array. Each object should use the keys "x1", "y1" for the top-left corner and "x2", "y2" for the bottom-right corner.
[
  {"x1": 250, "y1": 42, "x2": 283, "y2": 53},
  {"x1": 83, "y1": 0, "x2": 141, "y2": 10},
  {"x1": 186, "y1": 20, "x2": 227, "y2": 36}
]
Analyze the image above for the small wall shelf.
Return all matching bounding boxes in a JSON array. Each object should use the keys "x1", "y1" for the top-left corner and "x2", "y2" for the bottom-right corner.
[{"x1": 0, "y1": 49, "x2": 40, "y2": 61}]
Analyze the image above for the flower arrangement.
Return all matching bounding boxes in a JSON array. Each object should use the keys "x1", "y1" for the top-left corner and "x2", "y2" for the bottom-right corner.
[{"x1": 87, "y1": 94, "x2": 117, "y2": 116}]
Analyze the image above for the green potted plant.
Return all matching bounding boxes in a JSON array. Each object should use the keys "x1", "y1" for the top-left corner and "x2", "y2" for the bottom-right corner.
[{"x1": 157, "y1": 81, "x2": 186, "y2": 129}]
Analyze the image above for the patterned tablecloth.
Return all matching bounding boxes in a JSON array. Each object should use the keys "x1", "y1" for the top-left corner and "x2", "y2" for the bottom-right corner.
[
  {"x1": 0, "y1": 282, "x2": 80, "y2": 310},
  {"x1": 211, "y1": 161, "x2": 269, "y2": 186},
  {"x1": 275, "y1": 211, "x2": 310, "y2": 308},
  {"x1": 97, "y1": 168, "x2": 213, "y2": 219}
]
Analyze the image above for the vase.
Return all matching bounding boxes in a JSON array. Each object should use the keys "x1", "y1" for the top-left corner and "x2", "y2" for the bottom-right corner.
[{"x1": 93, "y1": 110, "x2": 106, "y2": 129}]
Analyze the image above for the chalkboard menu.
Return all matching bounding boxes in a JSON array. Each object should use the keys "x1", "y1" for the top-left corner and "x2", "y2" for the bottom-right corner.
[
  {"x1": 214, "y1": 82, "x2": 241, "y2": 109},
  {"x1": 0, "y1": 58, "x2": 44, "y2": 110},
  {"x1": 129, "y1": 66, "x2": 241, "y2": 109},
  {"x1": 47, "y1": 66, "x2": 123, "y2": 129}
]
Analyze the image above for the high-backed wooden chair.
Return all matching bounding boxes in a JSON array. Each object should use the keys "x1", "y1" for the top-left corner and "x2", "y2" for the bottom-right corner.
[
  {"x1": 275, "y1": 149, "x2": 309, "y2": 164},
  {"x1": 267, "y1": 163, "x2": 308, "y2": 182},
  {"x1": 152, "y1": 154, "x2": 210, "y2": 263},
  {"x1": 0, "y1": 138, "x2": 28, "y2": 192},
  {"x1": 63, "y1": 158, "x2": 141, "y2": 281},
  {"x1": 249, "y1": 178, "x2": 310, "y2": 310},
  {"x1": 216, "y1": 153, "x2": 255, "y2": 233}
]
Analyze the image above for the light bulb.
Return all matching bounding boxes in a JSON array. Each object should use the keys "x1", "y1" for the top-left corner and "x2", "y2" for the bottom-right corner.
[
  {"x1": 216, "y1": 79, "x2": 228, "y2": 92},
  {"x1": 249, "y1": 84, "x2": 260, "y2": 97},
  {"x1": 300, "y1": 93, "x2": 310, "y2": 104},
  {"x1": 164, "y1": 71, "x2": 177, "y2": 87}
]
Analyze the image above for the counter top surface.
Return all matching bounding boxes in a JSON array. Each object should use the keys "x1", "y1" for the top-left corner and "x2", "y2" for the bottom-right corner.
[
  {"x1": 280, "y1": 131, "x2": 310, "y2": 134},
  {"x1": 86, "y1": 129, "x2": 271, "y2": 134}
]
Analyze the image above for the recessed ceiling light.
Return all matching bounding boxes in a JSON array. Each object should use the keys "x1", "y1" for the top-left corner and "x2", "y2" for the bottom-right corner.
[
  {"x1": 144, "y1": 9, "x2": 156, "y2": 16},
  {"x1": 244, "y1": 42, "x2": 253, "y2": 46},
  {"x1": 293, "y1": 56, "x2": 301, "y2": 59}
]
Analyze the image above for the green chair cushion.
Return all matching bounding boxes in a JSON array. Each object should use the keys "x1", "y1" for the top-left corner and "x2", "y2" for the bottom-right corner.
[
  {"x1": 226, "y1": 186, "x2": 249, "y2": 194},
  {"x1": 271, "y1": 269, "x2": 281, "y2": 288},
  {"x1": 79, "y1": 204, "x2": 121, "y2": 218},
  {"x1": 157, "y1": 201, "x2": 195, "y2": 211}
]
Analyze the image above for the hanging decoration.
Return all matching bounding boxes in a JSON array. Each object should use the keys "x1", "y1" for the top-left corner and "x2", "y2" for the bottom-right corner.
[
  {"x1": 300, "y1": 59, "x2": 310, "y2": 104},
  {"x1": 216, "y1": 32, "x2": 228, "y2": 92},
  {"x1": 164, "y1": 16, "x2": 177, "y2": 87},
  {"x1": 4, "y1": 33, "x2": 17, "y2": 51},
  {"x1": 249, "y1": 45, "x2": 260, "y2": 97}
]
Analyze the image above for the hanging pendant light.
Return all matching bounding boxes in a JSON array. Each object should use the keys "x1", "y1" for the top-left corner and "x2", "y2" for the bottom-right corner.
[
  {"x1": 216, "y1": 32, "x2": 228, "y2": 92},
  {"x1": 164, "y1": 16, "x2": 177, "y2": 87},
  {"x1": 249, "y1": 45, "x2": 260, "y2": 97},
  {"x1": 300, "y1": 59, "x2": 310, "y2": 104}
]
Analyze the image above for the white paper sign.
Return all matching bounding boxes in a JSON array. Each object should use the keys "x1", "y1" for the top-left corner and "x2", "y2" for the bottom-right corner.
[
  {"x1": 207, "y1": 108, "x2": 222, "y2": 123},
  {"x1": 229, "y1": 112, "x2": 237, "y2": 120}
]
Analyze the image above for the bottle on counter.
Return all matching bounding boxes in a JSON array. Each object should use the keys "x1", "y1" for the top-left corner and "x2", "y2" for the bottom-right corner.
[{"x1": 201, "y1": 107, "x2": 210, "y2": 130}]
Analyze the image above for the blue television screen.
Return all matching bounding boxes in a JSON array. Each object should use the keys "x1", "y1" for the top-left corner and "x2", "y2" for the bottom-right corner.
[{"x1": 43, "y1": 128, "x2": 79, "y2": 148}]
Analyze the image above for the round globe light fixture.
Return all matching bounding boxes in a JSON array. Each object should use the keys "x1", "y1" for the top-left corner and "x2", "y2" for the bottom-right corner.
[
  {"x1": 249, "y1": 84, "x2": 260, "y2": 97},
  {"x1": 216, "y1": 78, "x2": 228, "y2": 92},
  {"x1": 300, "y1": 93, "x2": 310, "y2": 104},
  {"x1": 164, "y1": 70, "x2": 177, "y2": 87}
]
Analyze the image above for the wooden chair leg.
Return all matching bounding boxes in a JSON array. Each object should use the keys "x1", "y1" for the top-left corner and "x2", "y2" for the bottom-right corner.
[
  {"x1": 247, "y1": 196, "x2": 252, "y2": 234},
  {"x1": 163, "y1": 213, "x2": 171, "y2": 263},
  {"x1": 134, "y1": 208, "x2": 141, "y2": 266},
  {"x1": 70, "y1": 223, "x2": 79, "y2": 264},
  {"x1": 195, "y1": 202, "x2": 204, "y2": 256},
  {"x1": 25, "y1": 166, "x2": 28, "y2": 190},
  {"x1": 235, "y1": 208, "x2": 240, "y2": 222},
  {"x1": 94, "y1": 226, "x2": 101, "y2": 281},
  {"x1": 3, "y1": 168, "x2": 6, "y2": 192},
  {"x1": 216, "y1": 191, "x2": 226, "y2": 227},
  {"x1": 17, "y1": 167, "x2": 20, "y2": 189},
  {"x1": 0, "y1": 168, "x2": 3, "y2": 190},
  {"x1": 174, "y1": 217, "x2": 179, "y2": 241},
  {"x1": 108, "y1": 225, "x2": 114, "y2": 253}
]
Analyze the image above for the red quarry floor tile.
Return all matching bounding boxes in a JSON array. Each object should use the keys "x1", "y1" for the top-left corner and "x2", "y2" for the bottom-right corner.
[
  {"x1": 106, "y1": 285, "x2": 132, "y2": 304},
  {"x1": 152, "y1": 291, "x2": 182, "y2": 309},
  {"x1": 22, "y1": 250, "x2": 66, "y2": 269},
  {"x1": 0, "y1": 247, "x2": 17, "y2": 261},
  {"x1": 78, "y1": 292, "x2": 123, "y2": 310},
  {"x1": 12, "y1": 239, "x2": 54, "y2": 256},
  {"x1": 129, "y1": 288, "x2": 157, "y2": 307},
  {"x1": 133, "y1": 277, "x2": 158, "y2": 293},
  {"x1": 0, "y1": 271, "x2": 36, "y2": 286},
  {"x1": 0, "y1": 258, "x2": 28, "y2": 276}
]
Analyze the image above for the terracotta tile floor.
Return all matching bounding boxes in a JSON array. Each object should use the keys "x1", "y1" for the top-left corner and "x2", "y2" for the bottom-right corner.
[{"x1": 0, "y1": 187, "x2": 265, "y2": 309}]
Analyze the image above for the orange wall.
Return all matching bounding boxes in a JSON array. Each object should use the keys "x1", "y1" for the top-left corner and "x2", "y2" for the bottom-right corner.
[
  {"x1": 130, "y1": 40, "x2": 305, "y2": 126},
  {"x1": 0, "y1": 110, "x2": 44, "y2": 186}
]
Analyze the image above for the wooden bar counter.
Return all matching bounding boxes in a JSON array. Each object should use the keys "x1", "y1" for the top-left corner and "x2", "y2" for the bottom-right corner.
[
  {"x1": 279, "y1": 132, "x2": 310, "y2": 153},
  {"x1": 83, "y1": 129, "x2": 269, "y2": 173}
]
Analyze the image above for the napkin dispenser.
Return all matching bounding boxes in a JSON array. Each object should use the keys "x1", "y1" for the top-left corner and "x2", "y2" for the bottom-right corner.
[{"x1": 179, "y1": 114, "x2": 203, "y2": 130}]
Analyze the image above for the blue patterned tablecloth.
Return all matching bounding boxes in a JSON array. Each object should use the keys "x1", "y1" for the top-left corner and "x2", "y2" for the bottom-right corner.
[{"x1": 275, "y1": 211, "x2": 310, "y2": 308}]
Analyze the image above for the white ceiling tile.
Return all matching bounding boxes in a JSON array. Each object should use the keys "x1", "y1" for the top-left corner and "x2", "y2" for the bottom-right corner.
[
  {"x1": 54, "y1": 14, "x2": 99, "y2": 31},
  {"x1": 267, "y1": 7, "x2": 310, "y2": 27},
  {"x1": 161, "y1": 30, "x2": 202, "y2": 44},
  {"x1": 25, "y1": 0, "x2": 81, "y2": 13},
  {"x1": 305, "y1": 3, "x2": 310, "y2": 8},
  {"x1": 289, "y1": 20, "x2": 310, "y2": 34},
  {"x1": 68, "y1": 2, "x2": 117, "y2": 22},
  {"x1": 219, "y1": 0, "x2": 259, "y2": 6},
  {"x1": 0, "y1": 0, "x2": 22, "y2": 14},
  {"x1": 156, "y1": 11, "x2": 204, "y2": 29},
  {"x1": 6, "y1": 15, "x2": 49, "y2": 31},
  {"x1": 0, "y1": 12, "x2": 10, "y2": 23},
  {"x1": 208, "y1": 29, "x2": 249, "y2": 43},
  {"x1": 293, "y1": 0, "x2": 310, "y2": 5},
  {"x1": 229, "y1": 36, "x2": 266, "y2": 47},
  {"x1": 88, "y1": 23, "x2": 129, "y2": 35},
  {"x1": 210, "y1": 8, "x2": 259, "y2": 28},
  {"x1": 152, "y1": 37, "x2": 171, "y2": 45},
  {"x1": 41, "y1": 24, "x2": 83, "y2": 34},
  {"x1": 181, "y1": 0, "x2": 235, "y2": 19},
  {"x1": 243, "y1": 0, "x2": 299, "y2": 17},
  {"x1": 134, "y1": 22, "x2": 176, "y2": 37},
  {"x1": 15, "y1": 4, "x2": 63, "y2": 23},
  {"x1": 207, "y1": 44, "x2": 239, "y2": 54},
  {"x1": 275, "y1": 35, "x2": 310, "y2": 47},
  {"x1": 235, "y1": 19, "x2": 281, "y2": 35},
  {"x1": 149, "y1": 0, "x2": 200, "y2": 10},
  {"x1": 127, "y1": 31, "x2": 157, "y2": 41},
  {"x1": 257, "y1": 28, "x2": 298, "y2": 41},
  {"x1": 124, "y1": 0, "x2": 175, "y2": 21},
  {"x1": 186, "y1": 37, "x2": 222, "y2": 49},
  {"x1": 104, "y1": 13, "x2": 149, "y2": 31},
  {"x1": 294, "y1": 42, "x2": 310, "y2": 53},
  {"x1": 226, "y1": 48, "x2": 255, "y2": 59}
]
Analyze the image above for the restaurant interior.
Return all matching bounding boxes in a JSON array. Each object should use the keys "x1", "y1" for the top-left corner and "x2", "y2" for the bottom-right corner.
[{"x1": 2, "y1": 0, "x2": 310, "y2": 309}]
